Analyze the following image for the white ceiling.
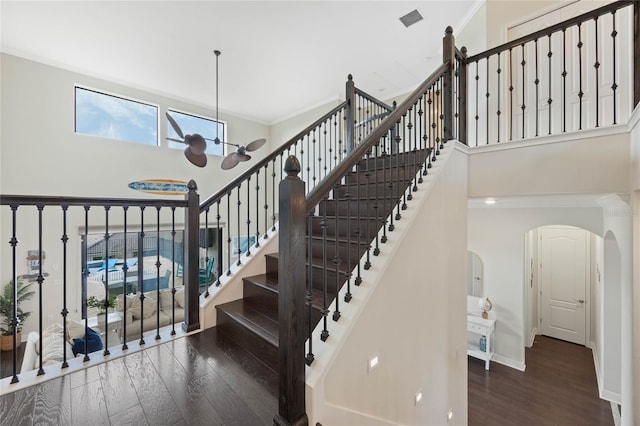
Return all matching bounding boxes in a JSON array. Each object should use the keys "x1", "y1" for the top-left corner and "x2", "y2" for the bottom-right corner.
[{"x1": 1, "y1": 1, "x2": 481, "y2": 124}]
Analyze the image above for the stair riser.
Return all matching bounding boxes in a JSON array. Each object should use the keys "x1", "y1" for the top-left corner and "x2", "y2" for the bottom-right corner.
[
  {"x1": 344, "y1": 167, "x2": 421, "y2": 184},
  {"x1": 356, "y1": 151, "x2": 429, "y2": 171},
  {"x1": 320, "y1": 199, "x2": 398, "y2": 217},
  {"x1": 308, "y1": 238, "x2": 369, "y2": 265},
  {"x1": 216, "y1": 308, "x2": 279, "y2": 372},
  {"x1": 243, "y1": 278, "x2": 329, "y2": 327},
  {"x1": 310, "y1": 217, "x2": 380, "y2": 240},
  {"x1": 266, "y1": 252, "x2": 352, "y2": 295},
  {"x1": 333, "y1": 181, "x2": 413, "y2": 198}
]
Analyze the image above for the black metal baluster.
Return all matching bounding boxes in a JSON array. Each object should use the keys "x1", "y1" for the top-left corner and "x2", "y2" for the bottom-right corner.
[
  {"x1": 364, "y1": 148, "x2": 372, "y2": 269},
  {"x1": 60, "y1": 205, "x2": 70, "y2": 368},
  {"x1": 439, "y1": 77, "x2": 445, "y2": 149},
  {"x1": 418, "y1": 95, "x2": 425, "y2": 181},
  {"x1": 36, "y1": 205, "x2": 45, "y2": 373},
  {"x1": 486, "y1": 57, "x2": 490, "y2": 143},
  {"x1": 406, "y1": 109, "x2": 413, "y2": 202},
  {"x1": 138, "y1": 206, "x2": 145, "y2": 346},
  {"x1": 236, "y1": 184, "x2": 242, "y2": 265},
  {"x1": 381, "y1": 133, "x2": 388, "y2": 244},
  {"x1": 203, "y1": 207, "x2": 210, "y2": 297},
  {"x1": 170, "y1": 207, "x2": 177, "y2": 335},
  {"x1": 322, "y1": 120, "x2": 328, "y2": 180},
  {"x1": 354, "y1": 160, "x2": 362, "y2": 286},
  {"x1": 577, "y1": 22, "x2": 584, "y2": 130},
  {"x1": 226, "y1": 191, "x2": 232, "y2": 276},
  {"x1": 271, "y1": 158, "x2": 277, "y2": 232},
  {"x1": 562, "y1": 28, "x2": 567, "y2": 132},
  {"x1": 320, "y1": 197, "x2": 329, "y2": 341},
  {"x1": 594, "y1": 16, "x2": 600, "y2": 127},
  {"x1": 427, "y1": 89, "x2": 433, "y2": 170},
  {"x1": 103, "y1": 206, "x2": 111, "y2": 355},
  {"x1": 215, "y1": 200, "x2": 222, "y2": 286},
  {"x1": 497, "y1": 52, "x2": 502, "y2": 143},
  {"x1": 255, "y1": 169, "x2": 260, "y2": 248},
  {"x1": 509, "y1": 48, "x2": 514, "y2": 141},
  {"x1": 402, "y1": 110, "x2": 409, "y2": 208},
  {"x1": 535, "y1": 38, "x2": 540, "y2": 137},
  {"x1": 338, "y1": 109, "x2": 344, "y2": 162},
  {"x1": 612, "y1": 11, "x2": 618, "y2": 125},
  {"x1": 263, "y1": 164, "x2": 269, "y2": 240},
  {"x1": 312, "y1": 129, "x2": 317, "y2": 188},
  {"x1": 373, "y1": 142, "x2": 380, "y2": 256},
  {"x1": 82, "y1": 206, "x2": 90, "y2": 361},
  {"x1": 154, "y1": 207, "x2": 161, "y2": 341},
  {"x1": 9, "y1": 205, "x2": 19, "y2": 383},
  {"x1": 305, "y1": 212, "x2": 314, "y2": 366},
  {"x1": 245, "y1": 177, "x2": 251, "y2": 257},
  {"x1": 332, "y1": 184, "x2": 341, "y2": 322},
  {"x1": 548, "y1": 34, "x2": 553, "y2": 135},
  {"x1": 121, "y1": 207, "x2": 129, "y2": 349},
  {"x1": 475, "y1": 61, "x2": 479, "y2": 146},
  {"x1": 521, "y1": 43, "x2": 526, "y2": 139},
  {"x1": 395, "y1": 119, "x2": 403, "y2": 221}
]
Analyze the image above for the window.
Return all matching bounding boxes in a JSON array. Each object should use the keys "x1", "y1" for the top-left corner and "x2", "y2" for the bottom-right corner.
[
  {"x1": 167, "y1": 109, "x2": 225, "y2": 156},
  {"x1": 75, "y1": 86, "x2": 158, "y2": 146}
]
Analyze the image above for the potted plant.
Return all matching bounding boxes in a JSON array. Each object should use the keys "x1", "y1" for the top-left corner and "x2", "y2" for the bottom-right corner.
[
  {"x1": 87, "y1": 294, "x2": 117, "y2": 330},
  {"x1": 0, "y1": 279, "x2": 35, "y2": 351}
]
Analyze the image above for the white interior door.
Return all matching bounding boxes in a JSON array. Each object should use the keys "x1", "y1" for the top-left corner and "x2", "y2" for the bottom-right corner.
[{"x1": 540, "y1": 227, "x2": 588, "y2": 345}]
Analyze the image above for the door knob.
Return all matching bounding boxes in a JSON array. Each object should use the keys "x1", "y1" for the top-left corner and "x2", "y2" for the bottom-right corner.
[{"x1": 578, "y1": 299, "x2": 584, "y2": 304}]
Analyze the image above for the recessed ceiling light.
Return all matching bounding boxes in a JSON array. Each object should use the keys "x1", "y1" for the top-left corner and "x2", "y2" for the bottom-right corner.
[
  {"x1": 399, "y1": 9, "x2": 423, "y2": 28},
  {"x1": 485, "y1": 198, "x2": 497, "y2": 205}
]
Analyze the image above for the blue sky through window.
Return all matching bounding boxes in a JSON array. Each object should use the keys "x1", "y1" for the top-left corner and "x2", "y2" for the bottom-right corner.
[
  {"x1": 75, "y1": 87, "x2": 158, "y2": 145},
  {"x1": 167, "y1": 110, "x2": 225, "y2": 156}
]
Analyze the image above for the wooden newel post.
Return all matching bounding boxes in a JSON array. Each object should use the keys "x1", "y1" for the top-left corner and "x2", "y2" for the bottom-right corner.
[
  {"x1": 443, "y1": 26, "x2": 456, "y2": 142},
  {"x1": 274, "y1": 155, "x2": 308, "y2": 426},
  {"x1": 182, "y1": 179, "x2": 200, "y2": 333}
]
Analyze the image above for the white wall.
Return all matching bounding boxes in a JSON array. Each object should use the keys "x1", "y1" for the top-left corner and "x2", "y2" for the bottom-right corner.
[
  {"x1": 307, "y1": 144, "x2": 468, "y2": 425},
  {"x1": 468, "y1": 129, "x2": 631, "y2": 198},
  {"x1": 0, "y1": 53, "x2": 270, "y2": 335},
  {"x1": 468, "y1": 203, "x2": 603, "y2": 369}
]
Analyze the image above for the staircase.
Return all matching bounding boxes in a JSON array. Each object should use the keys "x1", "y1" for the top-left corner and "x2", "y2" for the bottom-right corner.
[{"x1": 215, "y1": 148, "x2": 429, "y2": 371}]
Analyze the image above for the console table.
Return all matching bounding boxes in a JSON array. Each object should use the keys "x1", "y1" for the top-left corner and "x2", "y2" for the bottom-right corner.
[{"x1": 467, "y1": 314, "x2": 495, "y2": 370}]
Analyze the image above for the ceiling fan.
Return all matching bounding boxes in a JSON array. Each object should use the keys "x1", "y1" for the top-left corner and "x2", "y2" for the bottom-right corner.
[{"x1": 166, "y1": 50, "x2": 266, "y2": 169}]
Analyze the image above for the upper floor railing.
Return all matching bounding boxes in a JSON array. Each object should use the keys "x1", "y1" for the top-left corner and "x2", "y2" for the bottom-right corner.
[{"x1": 464, "y1": 0, "x2": 638, "y2": 146}]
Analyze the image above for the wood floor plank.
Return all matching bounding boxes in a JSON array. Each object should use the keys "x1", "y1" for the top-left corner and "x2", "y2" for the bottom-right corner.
[
  {"x1": 33, "y1": 375, "x2": 71, "y2": 425},
  {"x1": 186, "y1": 328, "x2": 277, "y2": 424},
  {"x1": 109, "y1": 403, "x2": 149, "y2": 426},
  {"x1": 0, "y1": 384, "x2": 36, "y2": 426},
  {"x1": 70, "y1": 376, "x2": 109, "y2": 426},
  {"x1": 468, "y1": 335, "x2": 613, "y2": 426},
  {"x1": 69, "y1": 364, "x2": 101, "y2": 388},
  {"x1": 123, "y1": 350, "x2": 183, "y2": 425},
  {"x1": 146, "y1": 344, "x2": 225, "y2": 426},
  {"x1": 98, "y1": 357, "x2": 140, "y2": 417}
]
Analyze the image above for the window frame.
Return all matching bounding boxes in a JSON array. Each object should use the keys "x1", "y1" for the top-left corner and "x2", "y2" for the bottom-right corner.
[
  {"x1": 74, "y1": 85, "x2": 160, "y2": 146},
  {"x1": 166, "y1": 108, "x2": 227, "y2": 157}
]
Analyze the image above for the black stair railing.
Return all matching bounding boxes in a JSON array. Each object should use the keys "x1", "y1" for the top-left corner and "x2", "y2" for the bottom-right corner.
[
  {"x1": 197, "y1": 76, "x2": 393, "y2": 299},
  {"x1": 276, "y1": 27, "x2": 460, "y2": 426},
  {"x1": 0, "y1": 193, "x2": 196, "y2": 384},
  {"x1": 464, "y1": 0, "x2": 638, "y2": 146}
]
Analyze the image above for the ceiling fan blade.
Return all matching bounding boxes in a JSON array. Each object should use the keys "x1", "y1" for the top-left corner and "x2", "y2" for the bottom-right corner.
[
  {"x1": 187, "y1": 134, "x2": 207, "y2": 155},
  {"x1": 221, "y1": 153, "x2": 240, "y2": 170},
  {"x1": 184, "y1": 147, "x2": 207, "y2": 167},
  {"x1": 245, "y1": 138, "x2": 266, "y2": 152},
  {"x1": 166, "y1": 137, "x2": 184, "y2": 143},
  {"x1": 236, "y1": 153, "x2": 251, "y2": 162},
  {"x1": 166, "y1": 112, "x2": 184, "y2": 139}
]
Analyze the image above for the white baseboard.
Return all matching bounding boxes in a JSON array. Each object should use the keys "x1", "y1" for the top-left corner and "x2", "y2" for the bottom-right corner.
[
  {"x1": 493, "y1": 354, "x2": 526, "y2": 371},
  {"x1": 528, "y1": 328, "x2": 538, "y2": 348},
  {"x1": 611, "y1": 402, "x2": 621, "y2": 426}
]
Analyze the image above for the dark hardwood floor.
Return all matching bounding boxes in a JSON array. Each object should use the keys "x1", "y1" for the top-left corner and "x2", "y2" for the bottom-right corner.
[
  {"x1": 469, "y1": 335, "x2": 613, "y2": 426},
  {"x1": 1, "y1": 342, "x2": 26, "y2": 379},
  {"x1": 0, "y1": 328, "x2": 277, "y2": 425}
]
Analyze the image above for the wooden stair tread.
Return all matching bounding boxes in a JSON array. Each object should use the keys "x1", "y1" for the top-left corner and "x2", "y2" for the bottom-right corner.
[{"x1": 216, "y1": 300, "x2": 278, "y2": 347}]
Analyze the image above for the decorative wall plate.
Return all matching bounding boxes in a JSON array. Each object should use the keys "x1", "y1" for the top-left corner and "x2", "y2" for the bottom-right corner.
[{"x1": 128, "y1": 179, "x2": 188, "y2": 195}]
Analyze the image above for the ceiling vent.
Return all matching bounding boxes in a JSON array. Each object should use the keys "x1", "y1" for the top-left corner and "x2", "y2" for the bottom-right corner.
[{"x1": 399, "y1": 9, "x2": 423, "y2": 28}]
